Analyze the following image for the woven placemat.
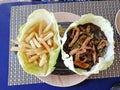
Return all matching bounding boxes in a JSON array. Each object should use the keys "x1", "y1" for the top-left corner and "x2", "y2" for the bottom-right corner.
[{"x1": 8, "y1": 1, "x2": 120, "y2": 86}]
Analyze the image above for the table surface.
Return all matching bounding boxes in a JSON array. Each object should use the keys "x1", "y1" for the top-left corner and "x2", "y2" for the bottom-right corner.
[{"x1": 0, "y1": 1, "x2": 120, "y2": 90}]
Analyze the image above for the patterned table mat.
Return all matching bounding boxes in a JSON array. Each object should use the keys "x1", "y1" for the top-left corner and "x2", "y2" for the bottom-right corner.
[{"x1": 8, "y1": 1, "x2": 120, "y2": 86}]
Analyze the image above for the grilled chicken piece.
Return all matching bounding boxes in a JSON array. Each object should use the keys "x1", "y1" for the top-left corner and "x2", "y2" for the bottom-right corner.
[{"x1": 97, "y1": 39, "x2": 109, "y2": 50}]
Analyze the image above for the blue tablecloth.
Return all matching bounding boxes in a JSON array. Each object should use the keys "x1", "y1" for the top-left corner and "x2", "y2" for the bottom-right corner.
[{"x1": 0, "y1": 1, "x2": 120, "y2": 90}]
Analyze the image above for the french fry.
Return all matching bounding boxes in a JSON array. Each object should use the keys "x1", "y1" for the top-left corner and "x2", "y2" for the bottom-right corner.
[
  {"x1": 39, "y1": 54, "x2": 47, "y2": 67},
  {"x1": 26, "y1": 48, "x2": 47, "y2": 56},
  {"x1": 47, "y1": 39, "x2": 53, "y2": 46},
  {"x1": 35, "y1": 33, "x2": 43, "y2": 47},
  {"x1": 38, "y1": 20, "x2": 47, "y2": 36},
  {"x1": 11, "y1": 40, "x2": 32, "y2": 48},
  {"x1": 21, "y1": 24, "x2": 38, "y2": 41},
  {"x1": 20, "y1": 44, "x2": 32, "y2": 49},
  {"x1": 32, "y1": 37, "x2": 41, "y2": 48},
  {"x1": 26, "y1": 51, "x2": 36, "y2": 56},
  {"x1": 27, "y1": 47, "x2": 44, "y2": 53},
  {"x1": 11, "y1": 40, "x2": 21, "y2": 45},
  {"x1": 25, "y1": 32, "x2": 35, "y2": 42},
  {"x1": 29, "y1": 40, "x2": 36, "y2": 49},
  {"x1": 38, "y1": 38, "x2": 50, "y2": 52},
  {"x1": 10, "y1": 47, "x2": 27, "y2": 52},
  {"x1": 40, "y1": 31, "x2": 52, "y2": 38},
  {"x1": 28, "y1": 55, "x2": 39, "y2": 63},
  {"x1": 35, "y1": 33, "x2": 39, "y2": 41},
  {"x1": 43, "y1": 32, "x2": 54, "y2": 41},
  {"x1": 38, "y1": 22, "x2": 43, "y2": 36},
  {"x1": 11, "y1": 19, "x2": 56, "y2": 69},
  {"x1": 33, "y1": 47, "x2": 44, "y2": 52},
  {"x1": 43, "y1": 23, "x2": 52, "y2": 33},
  {"x1": 37, "y1": 50, "x2": 48, "y2": 55}
]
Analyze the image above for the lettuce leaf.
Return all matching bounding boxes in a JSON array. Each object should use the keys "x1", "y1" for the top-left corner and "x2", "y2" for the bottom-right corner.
[
  {"x1": 61, "y1": 13, "x2": 114, "y2": 76},
  {"x1": 17, "y1": 9, "x2": 61, "y2": 76}
]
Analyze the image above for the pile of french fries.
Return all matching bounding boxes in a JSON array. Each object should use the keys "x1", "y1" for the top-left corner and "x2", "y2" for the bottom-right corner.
[{"x1": 11, "y1": 20, "x2": 58, "y2": 68}]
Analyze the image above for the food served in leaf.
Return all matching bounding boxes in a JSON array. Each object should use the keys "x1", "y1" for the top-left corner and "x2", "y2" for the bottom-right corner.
[
  {"x1": 11, "y1": 9, "x2": 61, "y2": 76},
  {"x1": 61, "y1": 13, "x2": 114, "y2": 76}
]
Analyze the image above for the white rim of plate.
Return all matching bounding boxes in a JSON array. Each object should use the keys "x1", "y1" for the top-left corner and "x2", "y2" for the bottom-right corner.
[{"x1": 115, "y1": 9, "x2": 120, "y2": 36}]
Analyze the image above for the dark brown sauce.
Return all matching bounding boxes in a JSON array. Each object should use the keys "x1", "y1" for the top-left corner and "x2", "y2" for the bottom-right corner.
[{"x1": 63, "y1": 23, "x2": 108, "y2": 71}]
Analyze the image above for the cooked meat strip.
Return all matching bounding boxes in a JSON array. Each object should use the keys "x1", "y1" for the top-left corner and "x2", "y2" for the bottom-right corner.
[
  {"x1": 69, "y1": 48, "x2": 80, "y2": 56},
  {"x1": 97, "y1": 39, "x2": 109, "y2": 50},
  {"x1": 86, "y1": 25, "x2": 91, "y2": 33},
  {"x1": 75, "y1": 52, "x2": 80, "y2": 61},
  {"x1": 85, "y1": 46, "x2": 93, "y2": 50},
  {"x1": 92, "y1": 45, "x2": 97, "y2": 64},
  {"x1": 71, "y1": 28, "x2": 76, "y2": 38},
  {"x1": 74, "y1": 60, "x2": 90, "y2": 69},
  {"x1": 79, "y1": 34, "x2": 87, "y2": 44},
  {"x1": 69, "y1": 27, "x2": 80, "y2": 47},
  {"x1": 81, "y1": 34, "x2": 93, "y2": 48},
  {"x1": 75, "y1": 49, "x2": 86, "y2": 60},
  {"x1": 69, "y1": 47, "x2": 86, "y2": 56}
]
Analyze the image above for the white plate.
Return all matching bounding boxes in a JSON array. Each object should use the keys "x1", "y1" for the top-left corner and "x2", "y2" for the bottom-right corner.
[
  {"x1": 115, "y1": 9, "x2": 120, "y2": 35},
  {"x1": 37, "y1": 12, "x2": 88, "y2": 87}
]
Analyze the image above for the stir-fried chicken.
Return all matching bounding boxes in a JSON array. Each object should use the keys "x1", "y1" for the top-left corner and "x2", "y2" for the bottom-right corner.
[{"x1": 63, "y1": 23, "x2": 109, "y2": 70}]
